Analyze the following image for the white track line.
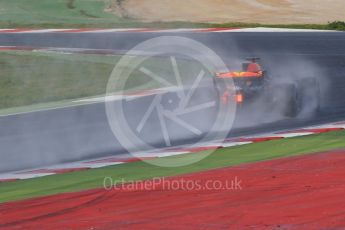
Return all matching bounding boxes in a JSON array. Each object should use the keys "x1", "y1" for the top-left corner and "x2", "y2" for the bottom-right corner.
[
  {"x1": 0, "y1": 28, "x2": 338, "y2": 34},
  {"x1": 1, "y1": 121, "x2": 344, "y2": 182}
]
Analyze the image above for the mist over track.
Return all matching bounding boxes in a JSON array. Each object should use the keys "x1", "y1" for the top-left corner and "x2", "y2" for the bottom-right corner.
[{"x1": 1, "y1": 31, "x2": 345, "y2": 172}]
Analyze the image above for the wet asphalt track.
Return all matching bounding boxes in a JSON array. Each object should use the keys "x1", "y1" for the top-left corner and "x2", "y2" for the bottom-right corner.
[{"x1": 1, "y1": 32, "x2": 345, "y2": 172}]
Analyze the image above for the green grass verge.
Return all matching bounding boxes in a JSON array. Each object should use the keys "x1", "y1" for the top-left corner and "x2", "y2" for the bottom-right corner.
[
  {"x1": 0, "y1": 0, "x2": 207, "y2": 29},
  {"x1": 0, "y1": 0, "x2": 132, "y2": 28},
  {"x1": 0, "y1": 0, "x2": 344, "y2": 30},
  {"x1": 0, "y1": 50, "x2": 205, "y2": 112},
  {"x1": 207, "y1": 21, "x2": 345, "y2": 31},
  {"x1": 1, "y1": 130, "x2": 345, "y2": 203},
  {"x1": 0, "y1": 51, "x2": 116, "y2": 109}
]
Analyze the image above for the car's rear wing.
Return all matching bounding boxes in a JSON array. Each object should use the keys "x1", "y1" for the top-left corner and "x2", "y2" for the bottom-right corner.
[{"x1": 215, "y1": 71, "x2": 263, "y2": 78}]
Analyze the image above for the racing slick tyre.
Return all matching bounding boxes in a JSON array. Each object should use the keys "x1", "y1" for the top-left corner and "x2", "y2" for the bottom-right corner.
[
  {"x1": 276, "y1": 77, "x2": 320, "y2": 118},
  {"x1": 297, "y1": 77, "x2": 321, "y2": 115},
  {"x1": 268, "y1": 83, "x2": 300, "y2": 118},
  {"x1": 282, "y1": 83, "x2": 300, "y2": 118}
]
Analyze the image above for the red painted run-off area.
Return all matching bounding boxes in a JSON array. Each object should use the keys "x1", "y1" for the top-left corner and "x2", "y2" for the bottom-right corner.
[{"x1": 1, "y1": 150, "x2": 345, "y2": 229}]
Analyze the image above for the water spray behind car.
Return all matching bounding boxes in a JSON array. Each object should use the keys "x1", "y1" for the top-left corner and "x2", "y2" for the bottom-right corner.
[{"x1": 212, "y1": 53, "x2": 328, "y2": 129}]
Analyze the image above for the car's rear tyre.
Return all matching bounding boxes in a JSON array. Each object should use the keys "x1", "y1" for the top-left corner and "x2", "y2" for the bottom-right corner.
[
  {"x1": 297, "y1": 77, "x2": 321, "y2": 114},
  {"x1": 284, "y1": 84, "x2": 300, "y2": 117},
  {"x1": 277, "y1": 77, "x2": 320, "y2": 118}
]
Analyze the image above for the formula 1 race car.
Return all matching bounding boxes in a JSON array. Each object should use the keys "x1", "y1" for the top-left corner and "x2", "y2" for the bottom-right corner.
[{"x1": 213, "y1": 58, "x2": 320, "y2": 117}]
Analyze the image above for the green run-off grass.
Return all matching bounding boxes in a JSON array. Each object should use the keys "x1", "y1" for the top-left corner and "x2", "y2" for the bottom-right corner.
[
  {"x1": 1, "y1": 130, "x2": 345, "y2": 203},
  {"x1": 0, "y1": 50, "x2": 208, "y2": 112}
]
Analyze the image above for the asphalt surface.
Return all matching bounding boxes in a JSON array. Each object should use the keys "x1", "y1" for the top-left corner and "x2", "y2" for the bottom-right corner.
[{"x1": 1, "y1": 31, "x2": 345, "y2": 172}]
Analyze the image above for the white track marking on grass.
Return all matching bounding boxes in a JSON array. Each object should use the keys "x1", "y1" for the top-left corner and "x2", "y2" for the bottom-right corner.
[{"x1": 220, "y1": 142, "x2": 253, "y2": 148}]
